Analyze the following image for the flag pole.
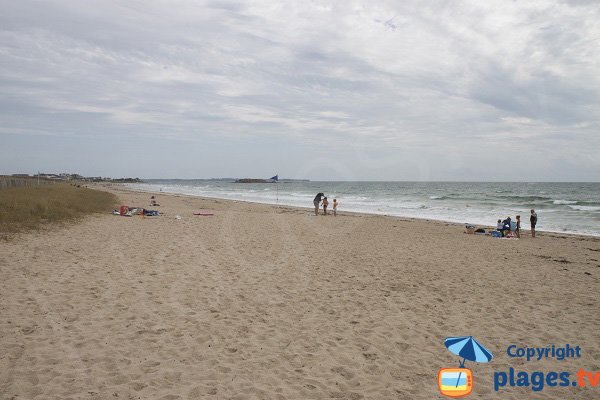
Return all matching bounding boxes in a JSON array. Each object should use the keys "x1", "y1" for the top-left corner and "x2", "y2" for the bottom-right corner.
[{"x1": 269, "y1": 174, "x2": 279, "y2": 207}]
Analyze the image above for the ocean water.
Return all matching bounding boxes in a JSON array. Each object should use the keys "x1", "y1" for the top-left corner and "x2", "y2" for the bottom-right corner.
[{"x1": 127, "y1": 181, "x2": 600, "y2": 237}]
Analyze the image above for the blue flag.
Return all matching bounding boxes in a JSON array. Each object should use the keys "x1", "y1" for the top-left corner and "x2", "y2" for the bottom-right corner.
[{"x1": 269, "y1": 175, "x2": 278, "y2": 181}]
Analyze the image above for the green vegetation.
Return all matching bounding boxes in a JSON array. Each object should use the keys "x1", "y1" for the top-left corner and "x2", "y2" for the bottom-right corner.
[{"x1": 0, "y1": 183, "x2": 117, "y2": 240}]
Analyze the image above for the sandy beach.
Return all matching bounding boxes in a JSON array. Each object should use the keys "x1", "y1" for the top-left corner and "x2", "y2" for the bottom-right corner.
[{"x1": 1, "y1": 185, "x2": 599, "y2": 399}]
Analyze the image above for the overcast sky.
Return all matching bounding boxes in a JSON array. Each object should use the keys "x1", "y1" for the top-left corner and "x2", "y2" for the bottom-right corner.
[{"x1": 1, "y1": 0, "x2": 599, "y2": 181}]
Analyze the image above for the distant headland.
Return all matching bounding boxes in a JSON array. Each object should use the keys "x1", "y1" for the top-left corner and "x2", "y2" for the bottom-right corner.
[
  {"x1": 4, "y1": 173, "x2": 143, "y2": 183},
  {"x1": 235, "y1": 178, "x2": 310, "y2": 183}
]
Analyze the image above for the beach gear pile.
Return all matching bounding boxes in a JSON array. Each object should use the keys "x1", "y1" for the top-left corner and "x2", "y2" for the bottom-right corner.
[
  {"x1": 464, "y1": 224, "x2": 486, "y2": 235},
  {"x1": 464, "y1": 221, "x2": 520, "y2": 239},
  {"x1": 465, "y1": 223, "x2": 517, "y2": 238},
  {"x1": 113, "y1": 206, "x2": 160, "y2": 217}
]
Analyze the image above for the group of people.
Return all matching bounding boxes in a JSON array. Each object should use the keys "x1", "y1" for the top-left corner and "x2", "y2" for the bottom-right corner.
[
  {"x1": 313, "y1": 192, "x2": 338, "y2": 216},
  {"x1": 496, "y1": 209, "x2": 538, "y2": 238}
]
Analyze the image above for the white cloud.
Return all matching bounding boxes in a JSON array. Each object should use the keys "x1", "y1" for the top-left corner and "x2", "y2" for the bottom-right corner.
[{"x1": 0, "y1": 0, "x2": 599, "y2": 179}]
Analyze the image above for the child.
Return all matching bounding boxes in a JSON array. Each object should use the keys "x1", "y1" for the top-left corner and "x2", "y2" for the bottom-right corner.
[
  {"x1": 515, "y1": 215, "x2": 521, "y2": 238},
  {"x1": 333, "y1": 198, "x2": 338, "y2": 216},
  {"x1": 321, "y1": 196, "x2": 329, "y2": 215}
]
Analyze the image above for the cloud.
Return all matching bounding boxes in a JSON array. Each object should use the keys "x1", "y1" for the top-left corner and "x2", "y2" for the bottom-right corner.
[{"x1": 0, "y1": 0, "x2": 598, "y2": 179}]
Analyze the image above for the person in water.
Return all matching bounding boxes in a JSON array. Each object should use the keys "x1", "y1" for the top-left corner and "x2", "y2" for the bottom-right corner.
[{"x1": 313, "y1": 193, "x2": 324, "y2": 216}]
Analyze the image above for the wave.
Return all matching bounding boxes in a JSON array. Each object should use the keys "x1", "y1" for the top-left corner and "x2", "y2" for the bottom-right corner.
[
  {"x1": 569, "y1": 205, "x2": 600, "y2": 212},
  {"x1": 577, "y1": 200, "x2": 600, "y2": 207},
  {"x1": 495, "y1": 195, "x2": 551, "y2": 202},
  {"x1": 553, "y1": 200, "x2": 577, "y2": 205},
  {"x1": 427, "y1": 194, "x2": 466, "y2": 200}
]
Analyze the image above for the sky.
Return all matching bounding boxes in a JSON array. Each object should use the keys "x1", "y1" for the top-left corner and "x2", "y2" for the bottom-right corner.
[{"x1": 1, "y1": 0, "x2": 599, "y2": 181}]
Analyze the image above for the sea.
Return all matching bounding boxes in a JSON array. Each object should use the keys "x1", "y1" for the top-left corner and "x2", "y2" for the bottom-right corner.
[{"x1": 126, "y1": 181, "x2": 600, "y2": 237}]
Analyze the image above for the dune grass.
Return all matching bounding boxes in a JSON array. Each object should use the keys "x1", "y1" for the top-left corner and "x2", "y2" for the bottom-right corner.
[{"x1": 0, "y1": 183, "x2": 117, "y2": 240}]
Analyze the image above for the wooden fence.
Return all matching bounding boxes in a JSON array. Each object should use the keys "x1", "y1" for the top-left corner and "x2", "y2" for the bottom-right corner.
[{"x1": 0, "y1": 176, "x2": 54, "y2": 190}]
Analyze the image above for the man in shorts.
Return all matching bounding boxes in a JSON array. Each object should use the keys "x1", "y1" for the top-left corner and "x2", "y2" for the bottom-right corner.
[
  {"x1": 530, "y1": 209, "x2": 538, "y2": 238},
  {"x1": 313, "y1": 193, "x2": 324, "y2": 216}
]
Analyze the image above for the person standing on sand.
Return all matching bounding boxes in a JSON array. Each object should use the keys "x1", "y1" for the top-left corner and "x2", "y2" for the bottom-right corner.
[
  {"x1": 530, "y1": 209, "x2": 538, "y2": 238},
  {"x1": 322, "y1": 196, "x2": 329, "y2": 215},
  {"x1": 313, "y1": 193, "x2": 324, "y2": 216},
  {"x1": 515, "y1": 215, "x2": 521, "y2": 238},
  {"x1": 501, "y1": 216, "x2": 512, "y2": 236},
  {"x1": 333, "y1": 198, "x2": 338, "y2": 216}
]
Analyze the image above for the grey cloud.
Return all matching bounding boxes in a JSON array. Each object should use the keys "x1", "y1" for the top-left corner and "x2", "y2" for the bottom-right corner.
[{"x1": 0, "y1": 0, "x2": 598, "y2": 180}]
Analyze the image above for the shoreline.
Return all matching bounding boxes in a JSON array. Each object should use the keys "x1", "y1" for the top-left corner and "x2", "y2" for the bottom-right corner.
[{"x1": 102, "y1": 183, "x2": 600, "y2": 240}]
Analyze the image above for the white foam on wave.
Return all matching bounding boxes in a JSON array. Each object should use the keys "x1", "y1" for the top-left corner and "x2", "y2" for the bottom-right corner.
[
  {"x1": 569, "y1": 205, "x2": 600, "y2": 212},
  {"x1": 553, "y1": 199, "x2": 577, "y2": 205}
]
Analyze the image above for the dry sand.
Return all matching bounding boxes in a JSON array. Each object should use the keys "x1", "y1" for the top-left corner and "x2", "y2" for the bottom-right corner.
[{"x1": 1, "y1": 185, "x2": 599, "y2": 399}]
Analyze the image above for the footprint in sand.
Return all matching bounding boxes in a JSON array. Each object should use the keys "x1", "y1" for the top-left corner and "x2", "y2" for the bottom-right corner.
[
  {"x1": 130, "y1": 381, "x2": 147, "y2": 391},
  {"x1": 21, "y1": 326, "x2": 36, "y2": 335},
  {"x1": 363, "y1": 352, "x2": 378, "y2": 361},
  {"x1": 331, "y1": 366, "x2": 355, "y2": 380}
]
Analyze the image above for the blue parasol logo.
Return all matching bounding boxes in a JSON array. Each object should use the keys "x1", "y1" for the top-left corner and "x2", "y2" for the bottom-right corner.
[
  {"x1": 444, "y1": 336, "x2": 493, "y2": 367},
  {"x1": 438, "y1": 336, "x2": 493, "y2": 398}
]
